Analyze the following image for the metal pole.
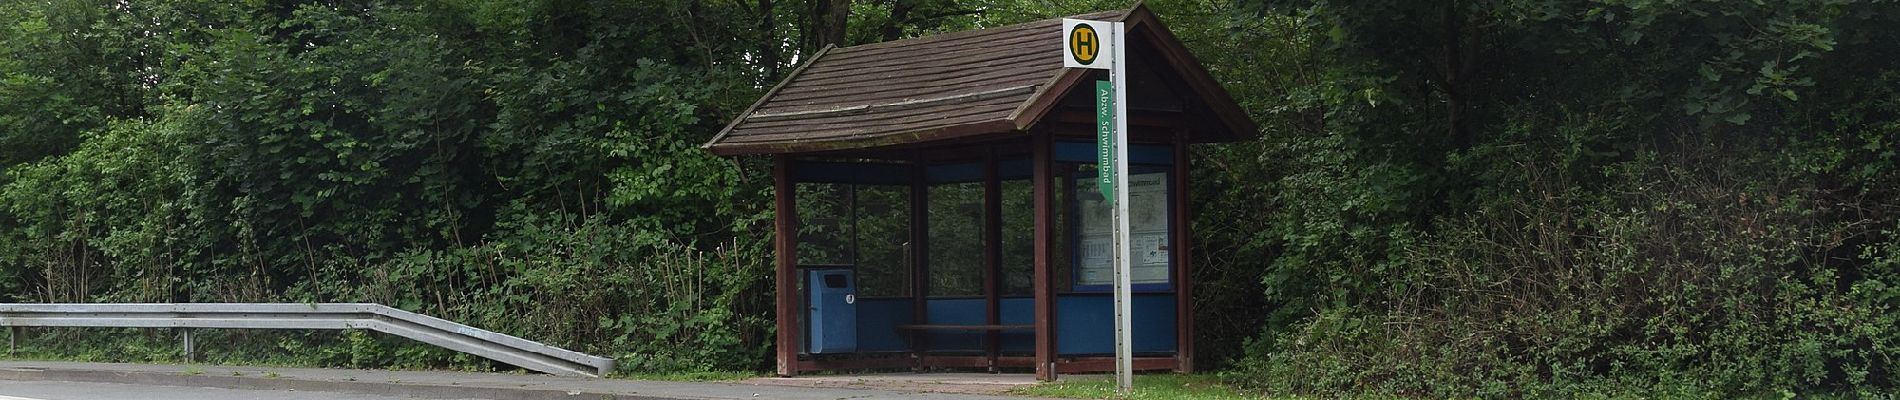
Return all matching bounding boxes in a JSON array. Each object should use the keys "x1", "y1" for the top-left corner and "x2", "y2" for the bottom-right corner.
[
  {"x1": 1110, "y1": 21, "x2": 1134, "y2": 394},
  {"x1": 8, "y1": 326, "x2": 16, "y2": 355},
  {"x1": 181, "y1": 328, "x2": 195, "y2": 363}
]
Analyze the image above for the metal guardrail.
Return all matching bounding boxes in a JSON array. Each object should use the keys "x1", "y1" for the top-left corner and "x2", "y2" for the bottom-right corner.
[{"x1": 0, "y1": 303, "x2": 615, "y2": 377}]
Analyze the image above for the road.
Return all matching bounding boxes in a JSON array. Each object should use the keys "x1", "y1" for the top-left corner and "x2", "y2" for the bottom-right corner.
[
  {"x1": 0, "y1": 380, "x2": 484, "y2": 400},
  {"x1": 0, "y1": 361, "x2": 1047, "y2": 400}
]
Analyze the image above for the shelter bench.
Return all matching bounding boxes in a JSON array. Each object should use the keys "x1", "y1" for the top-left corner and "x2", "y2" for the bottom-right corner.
[
  {"x1": 897, "y1": 324, "x2": 1034, "y2": 372},
  {"x1": 896, "y1": 324, "x2": 1034, "y2": 332}
]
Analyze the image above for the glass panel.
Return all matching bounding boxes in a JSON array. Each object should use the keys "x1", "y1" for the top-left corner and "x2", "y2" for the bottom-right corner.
[
  {"x1": 853, "y1": 185, "x2": 911, "y2": 297},
  {"x1": 796, "y1": 183, "x2": 850, "y2": 266},
  {"x1": 927, "y1": 182, "x2": 985, "y2": 296},
  {"x1": 1000, "y1": 179, "x2": 1035, "y2": 296},
  {"x1": 1055, "y1": 163, "x2": 1079, "y2": 292}
]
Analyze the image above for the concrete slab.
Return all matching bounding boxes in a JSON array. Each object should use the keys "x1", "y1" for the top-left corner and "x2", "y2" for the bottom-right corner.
[{"x1": 0, "y1": 361, "x2": 1056, "y2": 400}]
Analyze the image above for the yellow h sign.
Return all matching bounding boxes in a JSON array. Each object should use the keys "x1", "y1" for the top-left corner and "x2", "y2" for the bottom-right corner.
[
  {"x1": 1061, "y1": 19, "x2": 1113, "y2": 70},
  {"x1": 1069, "y1": 24, "x2": 1099, "y2": 65}
]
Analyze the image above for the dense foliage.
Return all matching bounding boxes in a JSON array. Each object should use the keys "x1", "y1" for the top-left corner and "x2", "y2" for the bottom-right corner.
[
  {"x1": 2, "y1": 0, "x2": 1895, "y2": 397},
  {"x1": 0, "y1": 0, "x2": 779, "y2": 372},
  {"x1": 1209, "y1": 0, "x2": 1900, "y2": 397}
]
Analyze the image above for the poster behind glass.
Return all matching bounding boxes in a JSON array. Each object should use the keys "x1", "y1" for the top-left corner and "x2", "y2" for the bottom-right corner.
[{"x1": 1074, "y1": 172, "x2": 1171, "y2": 289}]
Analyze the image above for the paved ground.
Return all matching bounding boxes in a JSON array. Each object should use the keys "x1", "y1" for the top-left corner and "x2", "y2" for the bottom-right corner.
[
  {"x1": 0, "y1": 361, "x2": 1053, "y2": 400},
  {"x1": 0, "y1": 380, "x2": 476, "y2": 400}
]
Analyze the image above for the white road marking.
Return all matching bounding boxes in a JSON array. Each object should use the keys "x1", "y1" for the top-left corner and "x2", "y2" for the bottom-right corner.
[{"x1": 0, "y1": 395, "x2": 49, "y2": 400}]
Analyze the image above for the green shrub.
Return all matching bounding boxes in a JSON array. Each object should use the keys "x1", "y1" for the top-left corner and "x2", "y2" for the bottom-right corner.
[
  {"x1": 0, "y1": 0, "x2": 775, "y2": 375},
  {"x1": 1216, "y1": 1, "x2": 1900, "y2": 397},
  {"x1": 1230, "y1": 144, "x2": 1900, "y2": 396},
  {"x1": 332, "y1": 208, "x2": 774, "y2": 373}
]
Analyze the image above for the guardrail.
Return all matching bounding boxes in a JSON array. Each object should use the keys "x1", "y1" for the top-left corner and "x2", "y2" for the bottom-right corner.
[{"x1": 0, "y1": 303, "x2": 615, "y2": 377}]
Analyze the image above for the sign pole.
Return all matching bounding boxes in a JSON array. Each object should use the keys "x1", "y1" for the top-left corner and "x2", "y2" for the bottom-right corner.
[
  {"x1": 1109, "y1": 21, "x2": 1133, "y2": 394},
  {"x1": 1061, "y1": 17, "x2": 1133, "y2": 393}
]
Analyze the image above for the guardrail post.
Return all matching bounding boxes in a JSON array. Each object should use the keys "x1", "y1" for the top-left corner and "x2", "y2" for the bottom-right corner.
[
  {"x1": 8, "y1": 326, "x2": 15, "y2": 354},
  {"x1": 181, "y1": 328, "x2": 195, "y2": 363}
]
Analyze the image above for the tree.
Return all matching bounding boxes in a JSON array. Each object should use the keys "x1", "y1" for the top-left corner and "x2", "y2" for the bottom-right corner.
[{"x1": 813, "y1": 0, "x2": 850, "y2": 49}]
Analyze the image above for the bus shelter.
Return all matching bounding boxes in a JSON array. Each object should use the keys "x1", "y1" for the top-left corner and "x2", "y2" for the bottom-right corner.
[{"x1": 704, "y1": 5, "x2": 1255, "y2": 381}]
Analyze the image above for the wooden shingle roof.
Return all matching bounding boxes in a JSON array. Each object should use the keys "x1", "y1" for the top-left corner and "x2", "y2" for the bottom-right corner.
[{"x1": 705, "y1": 5, "x2": 1255, "y2": 156}]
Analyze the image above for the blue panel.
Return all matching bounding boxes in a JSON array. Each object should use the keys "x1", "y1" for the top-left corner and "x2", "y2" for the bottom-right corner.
[
  {"x1": 998, "y1": 159, "x2": 1034, "y2": 180},
  {"x1": 925, "y1": 298, "x2": 987, "y2": 351},
  {"x1": 925, "y1": 162, "x2": 984, "y2": 184},
  {"x1": 855, "y1": 297, "x2": 1042, "y2": 354},
  {"x1": 855, "y1": 298, "x2": 914, "y2": 352},
  {"x1": 998, "y1": 297, "x2": 1035, "y2": 353},
  {"x1": 1053, "y1": 141, "x2": 1174, "y2": 165},
  {"x1": 806, "y1": 269, "x2": 858, "y2": 353},
  {"x1": 1055, "y1": 294, "x2": 1177, "y2": 355},
  {"x1": 793, "y1": 161, "x2": 913, "y2": 185},
  {"x1": 925, "y1": 160, "x2": 1037, "y2": 184}
]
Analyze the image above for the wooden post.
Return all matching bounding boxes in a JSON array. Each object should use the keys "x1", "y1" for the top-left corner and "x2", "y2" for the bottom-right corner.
[
  {"x1": 909, "y1": 157, "x2": 931, "y2": 370},
  {"x1": 1032, "y1": 131, "x2": 1058, "y2": 381},
  {"x1": 983, "y1": 148, "x2": 1003, "y2": 373},
  {"x1": 1171, "y1": 134, "x2": 1196, "y2": 373},
  {"x1": 774, "y1": 156, "x2": 800, "y2": 377}
]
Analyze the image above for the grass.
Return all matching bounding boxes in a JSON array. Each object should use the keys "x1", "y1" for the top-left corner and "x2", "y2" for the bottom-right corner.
[{"x1": 1012, "y1": 374, "x2": 1267, "y2": 400}]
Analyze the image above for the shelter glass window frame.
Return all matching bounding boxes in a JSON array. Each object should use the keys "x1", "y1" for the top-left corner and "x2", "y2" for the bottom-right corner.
[{"x1": 1051, "y1": 141, "x2": 1178, "y2": 293}]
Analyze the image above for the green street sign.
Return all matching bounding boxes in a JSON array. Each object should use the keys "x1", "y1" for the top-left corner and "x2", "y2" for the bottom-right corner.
[{"x1": 1096, "y1": 80, "x2": 1115, "y2": 207}]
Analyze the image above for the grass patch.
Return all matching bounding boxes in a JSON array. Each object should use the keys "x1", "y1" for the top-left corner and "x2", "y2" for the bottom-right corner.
[{"x1": 1012, "y1": 374, "x2": 1266, "y2": 400}]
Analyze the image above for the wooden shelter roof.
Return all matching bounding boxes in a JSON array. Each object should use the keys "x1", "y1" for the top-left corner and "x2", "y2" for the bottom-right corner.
[{"x1": 704, "y1": 4, "x2": 1255, "y2": 156}]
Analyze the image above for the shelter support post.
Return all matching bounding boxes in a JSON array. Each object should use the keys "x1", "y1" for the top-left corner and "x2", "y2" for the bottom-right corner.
[
  {"x1": 909, "y1": 157, "x2": 931, "y2": 371},
  {"x1": 1172, "y1": 133, "x2": 1195, "y2": 373},
  {"x1": 773, "y1": 156, "x2": 800, "y2": 377},
  {"x1": 983, "y1": 149, "x2": 1004, "y2": 373},
  {"x1": 1032, "y1": 131, "x2": 1058, "y2": 381}
]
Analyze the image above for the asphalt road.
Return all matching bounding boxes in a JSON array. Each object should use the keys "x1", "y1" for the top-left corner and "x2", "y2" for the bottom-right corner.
[
  {"x1": 0, "y1": 361, "x2": 1047, "y2": 400},
  {"x1": 0, "y1": 380, "x2": 487, "y2": 400}
]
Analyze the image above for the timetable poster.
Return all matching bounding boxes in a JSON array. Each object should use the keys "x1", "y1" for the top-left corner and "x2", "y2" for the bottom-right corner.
[{"x1": 1076, "y1": 172, "x2": 1170, "y2": 286}]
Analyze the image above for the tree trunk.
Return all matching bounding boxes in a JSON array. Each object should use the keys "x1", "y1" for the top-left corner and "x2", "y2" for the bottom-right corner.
[
  {"x1": 1440, "y1": 0, "x2": 1469, "y2": 150},
  {"x1": 881, "y1": 0, "x2": 913, "y2": 41},
  {"x1": 758, "y1": 0, "x2": 780, "y2": 79},
  {"x1": 813, "y1": 0, "x2": 850, "y2": 49}
]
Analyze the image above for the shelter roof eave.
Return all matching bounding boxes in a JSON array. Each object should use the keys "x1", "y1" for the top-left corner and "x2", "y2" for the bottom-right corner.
[{"x1": 704, "y1": 3, "x2": 1255, "y2": 157}]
